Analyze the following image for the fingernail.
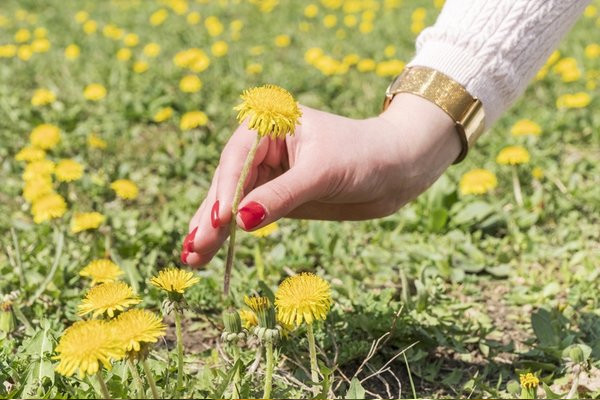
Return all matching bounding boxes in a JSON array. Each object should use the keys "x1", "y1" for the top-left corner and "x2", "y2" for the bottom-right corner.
[
  {"x1": 211, "y1": 200, "x2": 220, "y2": 228},
  {"x1": 238, "y1": 201, "x2": 266, "y2": 230},
  {"x1": 180, "y1": 250, "x2": 189, "y2": 264},
  {"x1": 184, "y1": 226, "x2": 198, "y2": 253}
]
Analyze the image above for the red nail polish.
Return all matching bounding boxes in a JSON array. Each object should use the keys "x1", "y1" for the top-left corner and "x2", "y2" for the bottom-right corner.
[
  {"x1": 184, "y1": 227, "x2": 197, "y2": 253},
  {"x1": 238, "y1": 201, "x2": 266, "y2": 230},
  {"x1": 211, "y1": 200, "x2": 220, "y2": 228},
  {"x1": 180, "y1": 250, "x2": 189, "y2": 264}
]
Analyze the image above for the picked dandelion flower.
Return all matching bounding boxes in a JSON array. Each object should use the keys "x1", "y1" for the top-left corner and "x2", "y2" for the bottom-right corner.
[
  {"x1": 496, "y1": 146, "x2": 530, "y2": 165},
  {"x1": 55, "y1": 159, "x2": 84, "y2": 182},
  {"x1": 30, "y1": 123, "x2": 61, "y2": 150},
  {"x1": 78, "y1": 281, "x2": 141, "y2": 318},
  {"x1": 31, "y1": 88, "x2": 56, "y2": 106},
  {"x1": 180, "y1": 110, "x2": 208, "y2": 130},
  {"x1": 110, "y1": 179, "x2": 139, "y2": 200},
  {"x1": 15, "y1": 146, "x2": 45, "y2": 162},
  {"x1": 234, "y1": 84, "x2": 302, "y2": 139},
  {"x1": 84, "y1": 83, "x2": 107, "y2": 101},
  {"x1": 54, "y1": 319, "x2": 124, "y2": 378},
  {"x1": 80, "y1": 259, "x2": 124, "y2": 286},
  {"x1": 32, "y1": 193, "x2": 66, "y2": 223},
  {"x1": 251, "y1": 222, "x2": 278, "y2": 238},
  {"x1": 275, "y1": 272, "x2": 332, "y2": 327},
  {"x1": 113, "y1": 309, "x2": 166, "y2": 353},
  {"x1": 150, "y1": 267, "x2": 200, "y2": 294},
  {"x1": 70, "y1": 211, "x2": 105, "y2": 233},
  {"x1": 459, "y1": 168, "x2": 497, "y2": 195},
  {"x1": 519, "y1": 372, "x2": 539, "y2": 389}
]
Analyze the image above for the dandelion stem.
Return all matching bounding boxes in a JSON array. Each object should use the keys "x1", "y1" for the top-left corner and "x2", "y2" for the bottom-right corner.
[
  {"x1": 96, "y1": 371, "x2": 111, "y2": 399},
  {"x1": 263, "y1": 339, "x2": 274, "y2": 399},
  {"x1": 231, "y1": 345, "x2": 241, "y2": 399},
  {"x1": 174, "y1": 308, "x2": 185, "y2": 393},
  {"x1": 224, "y1": 135, "x2": 261, "y2": 295},
  {"x1": 306, "y1": 323, "x2": 319, "y2": 385},
  {"x1": 512, "y1": 167, "x2": 524, "y2": 206},
  {"x1": 142, "y1": 358, "x2": 160, "y2": 400},
  {"x1": 28, "y1": 226, "x2": 64, "y2": 306},
  {"x1": 128, "y1": 359, "x2": 145, "y2": 399}
]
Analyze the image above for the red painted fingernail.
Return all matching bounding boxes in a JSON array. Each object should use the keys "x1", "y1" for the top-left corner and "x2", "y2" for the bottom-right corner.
[
  {"x1": 180, "y1": 250, "x2": 189, "y2": 264},
  {"x1": 184, "y1": 227, "x2": 198, "y2": 253},
  {"x1": 211, "y1": 200, "x2": 220, "y2": 228},
  {"x1": 238, "y1": 201, "x2": 266, "y2": 230}
]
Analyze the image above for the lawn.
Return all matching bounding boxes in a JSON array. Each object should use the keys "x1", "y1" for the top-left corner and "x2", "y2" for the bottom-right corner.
[{"x1": 1, "y1": 0, "x2": 599, "y2": 398}]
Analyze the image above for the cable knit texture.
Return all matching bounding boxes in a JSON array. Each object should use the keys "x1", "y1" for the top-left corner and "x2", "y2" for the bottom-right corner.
[{"x1": 409, "y1": 0, "x2": 590, "y2": 128}]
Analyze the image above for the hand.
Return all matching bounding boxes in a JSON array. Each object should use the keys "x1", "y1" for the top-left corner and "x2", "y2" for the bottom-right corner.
[{"x1": 182, "y1": 93, "x2": 461, "y2": 267}]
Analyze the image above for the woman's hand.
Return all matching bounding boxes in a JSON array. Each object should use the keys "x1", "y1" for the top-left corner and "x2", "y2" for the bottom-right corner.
[{"x1": 182, "y1": 93, "x2": 461, "y2": 267}]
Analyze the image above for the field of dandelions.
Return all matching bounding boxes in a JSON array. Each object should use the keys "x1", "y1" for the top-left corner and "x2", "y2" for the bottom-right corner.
[{"x1": 1, "y1": 0, "x2": 600, "y2": 399}]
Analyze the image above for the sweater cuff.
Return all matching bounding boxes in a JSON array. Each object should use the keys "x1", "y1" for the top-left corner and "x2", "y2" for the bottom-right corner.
[{"x1": 408, "y1": 40, "x2": 500, "y2": 128}]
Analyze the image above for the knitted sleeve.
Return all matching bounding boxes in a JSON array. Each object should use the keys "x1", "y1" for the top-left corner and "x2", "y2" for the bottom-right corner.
[{"x1": 408, "y1": 0, "x2": 590, "y2": 127}]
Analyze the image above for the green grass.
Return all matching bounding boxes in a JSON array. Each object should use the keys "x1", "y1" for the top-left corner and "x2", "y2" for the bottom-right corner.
[{"x1": 1, "y1": 0, "x2": 599, "y2": 398}]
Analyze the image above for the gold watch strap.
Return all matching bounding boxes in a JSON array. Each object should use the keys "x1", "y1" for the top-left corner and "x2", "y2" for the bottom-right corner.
[{"x1": 382, "y1": 66, "x2": 485, "y2": 164}]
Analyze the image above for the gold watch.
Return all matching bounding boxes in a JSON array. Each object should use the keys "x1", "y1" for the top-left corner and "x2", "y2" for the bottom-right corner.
[{"x1": 382, "y1": 66, "x2": 485, "y2": 163}]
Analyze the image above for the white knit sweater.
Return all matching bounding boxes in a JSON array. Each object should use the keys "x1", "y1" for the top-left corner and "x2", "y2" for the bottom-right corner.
[{"x1": 409, "y1": 0, "x2": 590, "y2": 127}]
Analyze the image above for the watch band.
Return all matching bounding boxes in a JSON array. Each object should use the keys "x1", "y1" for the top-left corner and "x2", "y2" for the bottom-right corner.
[{"x1": 382, "y1": 66, "x2": 485, "y2": 164}]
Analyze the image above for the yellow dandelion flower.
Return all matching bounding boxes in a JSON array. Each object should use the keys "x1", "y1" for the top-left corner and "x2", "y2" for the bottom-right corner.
[
  {"x1": 205, "y1": 16, "x2": 224, "y2": 36},
  {"x1": 23, "y1": 159, "x2": 55, "y2": 181},
  {"x1": 83, "y1": 20, "x2": 97, "y2": 35},
  {"x1": 556, "y1": 92, "x2": 591, "y2": 109},
  {"x1": 532, "y1": 166, "x2": 544, "y2": 180},
  {"x1": 34, "y1": 27, "x2": 48, "y2": 38},
  {"x1": 180, "y1": 110, "x2": 208, "y2": 130},
  {"x1": 113, "y1": 309, "x2": 166, "y2": 353},
  {"x1": 239, "y1": 309, "x2": 258, "y2": 329},
  {"x1": 17, "y1": 45, "x2": 33, "y2": 61},
  {"x1": 15, "y1": 146, "x2": 45, "y2": 162},
  {"x1": 304, "y1": 4, "x2": 319, "y2": 18},
  {"x1": 384, "y1": 45, "x2": 397, "y2": 58},
  {"x1": 110, "y1": 179, "x2": 139, "y2": 200},
  {"x1": 74, "y1": 10, "x2": 89, "y2": 24},
  {"x1": 14, "y1": 28, "x2": 30, "y2": 43},
  {"x1": 0, "y1": 44, "x2": 17, "y2": 58},
  {"x1": 31, "y1": 38, "x2": 51, "y2": 53},
  {"x1": 87, "y1": 133, "x2": 107, "y2": 149},
  {"x1": 149, "y1": 9, "x2": 168, "y2": 26},
  {"x1": 150, "y1": 267, "x2": 200, "y2": 294},
  {"x1": 123, "y1": 33, "x2": 139, "y2": 47},
  {"x1": 244, "y1": 295, "x2": 276, "y2": 328},
  {"x1": 54, "y1": 320, "x2": 125, "y2": 378},
  {"x1": 234, "y1": 84, "x2": 302, "y2": 139},
  {"x1": 23, "y1": 176, "x2": 53, "y2": 203},
  {"x1": 344, "y1": 15, "x2": 358, "y2": 27},
  {"x1": 78, "y1": 281, "x2": 141, "y2": 318},
  {"x1": 275, "y1": 272, "x2": 332, "y2": 327},
  {"x1": 187, "y1": 11, "x2": 201, "y2": 25},
  {"x1": 179, "y1": 75, "x2": 202, "y2": 93},
  {"x1": 250, "y1": 45, "x2": 265, "y2": 56},
  {"x1": 459, "y1": 168, "x2": 497, "y2": 195},
  {"x1": 585, "y1": 43, "x2": 600, "y2": 60},
  {"x1": 64, "y1": 44, "x2": 80, "y2": 60},
  {"x1": 83, "y1": 83, "x2": 107, "y2": 101},
  {"x1": 32, "y1": 193, "x2": 67, "y2": 224},
  {"x1": 116, "y1": 48, "x2": 132, "y2": 61},
  {"x1": 511, "y1": 119, "x2": 541, "y2": 136},
  {"x1": 211, "y1": 40, "x2": 228, "y2": 57},
  {"x1": 80, "y1": 259, "x2": 124, "y2": 286},
  {"x1": 153, "y1": 107, "x2": 173, "y2": 123},
  {"x1": 359, "y1": 21, "x2": 374, "y2": 34},
  {"x1": 519, "y1": 373, "x2": 539, "y2": 389},
  {"x1": 251, "y1": 222, "x2": 278, "y2": 237},
  {"x1": 70, "y1": 212, "x2": 105, "y2": 233},
  {"x1": 30, "y1": 123, "x2": 60, "y2": 150},
  {"x1": 103, "y1": 24, "x2": 123, "y2": 40},
  {"x1": 304, "y1": 47, "x2": 324, "y2": 64},
  {"x1": 357, "y1": 58, "x2": 376, "y2": 72},
  {"x1": 496, "y1": 146, "x2": 530, "y2": 165},
  {"x1": 274, "y1": 34, "x2": 291, "y2": 48},
  {"x1": 246, "y1": 63, "x2": 263, "y2": 75},
  {"x1": 31, "y1": 88, "x2": 56, "y2": 106},
  {"x1": 143, "y1": 42, "x2": 161, "y2": 58},
  {"x1": 323, "y1": 14, "x2": 337, "y2": 28},
  {"x1": 375, "y1": 60, "x2": 405, "y2": 77},
  {"x1": 173, "y1": 48, "x2": 210, "y2": 72},
  {"x1": 584, "y1": 5, "x2": 598, "y2": 18},
  {"x1": 133, "y1": 60, "x2": 149, "y2": 74},
  {"x1": 55, "y1": 159, "x2": 84, "y2": 182}
]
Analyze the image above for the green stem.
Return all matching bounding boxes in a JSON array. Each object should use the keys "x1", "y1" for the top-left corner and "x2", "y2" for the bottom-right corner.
[
  {"x1": 223, "y1": 135, "x2": 261, "y2": 296},
  {"x1": 142, "y1": 358, "x2": 160, "y2": 400},
  {"x1": 512, "y1": 167, "x2": 523, "y2": 206},
  {"x1": 263, "y1": 340, "x2": 274, "y2": 399},
  {"x1": 10, "y1": 228, "x2": 25, "y2": 287},
  {"x1": 96, "y1": 371, "x2": 111, "y2": 399},
  {"x1": 231, "y1": 346, "x2": 241, "y2": 399},
  {"x1": 306, "y1": 323, "x2": 319, "y2": 385},
  {"x1": 175, "y1": 309, "x2": 184, "y2": 394},
  {"x1": 27, "y1": 227, "x2": 64, "y2": 306},
  {"x1": 128, "y1": 359, "x2": 145, "y2": 399}
]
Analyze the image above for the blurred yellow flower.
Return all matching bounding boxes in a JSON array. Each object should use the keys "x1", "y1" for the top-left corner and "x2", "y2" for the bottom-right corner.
[
  {"x1": 150, "y1": 267, "x2": 200, "y2": 294},
  {"x1": 80, "y1": 259, "x2": 124, "y2": 286},
  {"x1": 180, "y1": 111, "x2": 208, "y2": 130},
  {"x1": 0, "y1": 44, "x2": 17, "y2": 58},
  {"x1": 55, "y1": 159, "x2": 84, "y2": 182},
  {"x1": 34, "y1": 27, "x2": 47, "y2": 38},
  {"x1": 323, "y1": 14, "x2": 337, "y2": 28},
  {"x1": 359, "y1": 21, "x2": 374, "y2": 34},
  {"x1": 83, "y1": 83, "x2": 107, "y2": 101},
  {"x1": 113, "y1": 309, "x2": 166, "y2": 353},
  {"x1": 376, "y1": 60, "x2": 405, "y2": 77},
  {"x1": 23, "y1": 176, "x2": 53, "y2": 203},
  {"x1": 234, "y1": 84, "x2": 302, "y2": 139},
  {"x1": 15, "y1": 146, "x2": 45, "y2": 162},
  {"x1": 239, "y1": 309, "x2": 258, "y2": 329},
  {"x1": 211, "y1": 40, "x2": 228, "y2": 57},
  {"x1": 251, "y1": 222, "x2": 278, "y2": 237},
  {"x1": 274, "y1": 34, "x2": 291, "y2": 48},
  {"x1": 32, "y1": 193, "x2": 67, "y2": 223},
  {"x1": 304, "y1": 47, "x2": 323, "y2": 64},
  {"x1": 103, "y1": 24, "x2": 124, "y2": 40},
  {"x1": 116, "y1": 48, "x2": 132, "y2": 61},
  {"x1": 304, "y1": 4, "x2": 319, "y2": 18},
  {"x1": 133, "y1": 60, "x2": 149, "y2": 74},
  {"x1": 173, "y1": 48, "x2": 210, "y2": 72},
  {"x1": 246, "y1": 63, "x2": 263, "y2": 75},
  {"x1": 31, "y1": 88, "x2": 56, "y2": 106},
  {"x1": 123, "y1": 33, "x2": 139, "y2": 47},
  {"x1": 556, "y1": 92, "x2": 591, "y2": 109},
  {"x1": 496, "y1": 146, "x2": 530, "y2": 165},
  {"x1": 87, "y1": 133, "x2": 107, "y2": 149},
  {"x1": 30, "y1": 123, "x2": 60, "y2": 149},
  {"x1": 187, "y1": 11, "x2": 201, "y2": 25},
  {"x1": 532, "y1": 166, "x2": 544, "y2": 180},
  {"x1": 78, "y1": 281, "x2": 141, "y2": 318},
  {"x1": 143, "y1": 42, "x2": 161, "y2": 57},
  {"x1": 31, "y1": 38, "x2": 50, "y2": 53},
  {"x1": 17, "y1": 45, "x2": 33, "y2": 61},
  {"x1": 64, "y1": 44, "x2": 80, "y2": 60},
  {"x1": 179, "y1": 75, "x2": 202, "y2": 92},
  {"x1": 110, "y1": 179, "x2": 139, "y2": 200},
  {"x1": 14, "y1": 28, "x2": 30, "y2": 43},
  {"x1": 74, "y1": 10, "x2": 89, "y2": 24},
  {"x1": 71, "y1": 211, "x2": 105, "y2": 233},
  {"x1": 519, "y1": 373, "x2": 539, "y2": 389},
  {"x1": 459, "y1": 169, "x2": 497, "y2": 195},
  {"x1": 357, "y1": 58, "x2": 376, "y2": 72},
  {"x1": 150, "y1": 8, "x2": 168, "y2": 26},
  {"x1": 584, "y1": 5, "x2": 598, "y2": 17},
  {"x1": 344, "y1": 14, "x2": 357, "y2": 27},
  {"x1": 153, "y1": 107, "x2": 173, "y2": 122},
  {"x1": 343, "y1": 53, "x2": 360, "y2": 66},
  {"x1": 585, "y1": 43, "x2": 600, "y2": 59},
  {"x1": 205, "y1": 16, "x2": 224, "y2": 36},
  {"x1": 384, "y1": 45, "x2": 397, "y2": 58},
  {"x1": 250, "y1": 45, "x2": 265, "y2": 56},
  {"x1": 510, "y1": 119, "x2": 541, "y2": 136},
  {"x1": 275, "y1": 273, "x2": 332, "y2": 327},
  {"x1": 83, "y1": 20, "x2": 97, "y2": 34},
  {"x1": 23, "y1": 159, "x2": 55, "y2": 181}
]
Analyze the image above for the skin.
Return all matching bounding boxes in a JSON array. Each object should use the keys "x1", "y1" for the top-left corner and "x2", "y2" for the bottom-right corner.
[{"x1": 185, "y1": 93, "x2": 461, "y2": 267}]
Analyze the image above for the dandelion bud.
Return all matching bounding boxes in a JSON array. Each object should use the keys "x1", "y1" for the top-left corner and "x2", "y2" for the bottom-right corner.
[
  {"x1": 223, "y1": 310, "x2": 242, "y2": 334},
  {"x1": 244, "y1": 296, "x2": 276, "y2": 329},
  {"x1": 0, "y1": 300, "x2": 15, "y2": 334}
]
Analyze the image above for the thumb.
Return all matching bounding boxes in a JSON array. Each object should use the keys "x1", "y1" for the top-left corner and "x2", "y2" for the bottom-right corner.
[{"x1": 236, "y1": 166, "x2": 320, "y2": 231}]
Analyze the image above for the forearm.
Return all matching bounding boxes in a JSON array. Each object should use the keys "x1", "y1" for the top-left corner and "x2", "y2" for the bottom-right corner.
[{"x1": 409, "y1": 0, "x2": 590, "y2": 127}]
